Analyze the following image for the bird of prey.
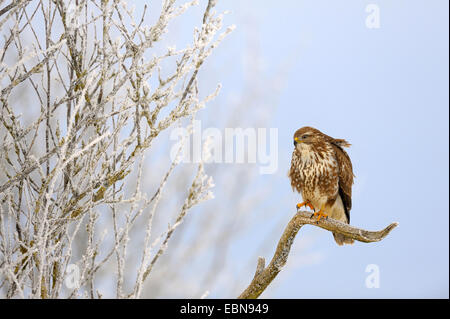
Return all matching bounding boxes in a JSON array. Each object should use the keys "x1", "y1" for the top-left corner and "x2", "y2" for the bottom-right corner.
[{"x1": 288, "y1": 126, "x2": 355, "y2": 246}]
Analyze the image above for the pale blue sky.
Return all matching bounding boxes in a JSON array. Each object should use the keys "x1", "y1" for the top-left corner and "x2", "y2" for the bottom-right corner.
[
  {"x1": 3, "y1": 0, "x2": 446, "y2": 299},
  {"x1": 203, "y1": 0, "x2": 449, "y2": 298}
]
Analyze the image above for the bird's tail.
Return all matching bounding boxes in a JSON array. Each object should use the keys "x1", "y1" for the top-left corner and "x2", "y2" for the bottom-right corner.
[
  {"x1": 329, "y1": 194, "x2": 354, "y2": 245},
  {"x1": 332, "y1": 232, "x2": 354, "y2": 246},
  {"x1": 332, "y1": 203, "x2": 354, "y2": 246}
]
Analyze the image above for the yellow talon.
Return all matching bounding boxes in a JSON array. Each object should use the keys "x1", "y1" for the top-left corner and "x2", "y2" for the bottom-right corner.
[
  {"x1": 312, "y1": 209, "x2": 328, "y2": 221},
  {"x1": 296, "y1": 200, "x2": 315, "y2": 211}
]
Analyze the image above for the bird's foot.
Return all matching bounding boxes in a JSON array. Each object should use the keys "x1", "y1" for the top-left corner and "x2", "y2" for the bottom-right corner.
[
  {"x1": 296, "y1": 200, "x2": 315, "y2": 211},
  {"x1": 311, "y1": 210, "x2": 328, "y2": 222}
]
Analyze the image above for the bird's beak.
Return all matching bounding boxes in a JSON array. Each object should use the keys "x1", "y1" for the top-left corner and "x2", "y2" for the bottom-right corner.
[{"x1": 294, "y1": 137, "x2": 301, "y2": 146}]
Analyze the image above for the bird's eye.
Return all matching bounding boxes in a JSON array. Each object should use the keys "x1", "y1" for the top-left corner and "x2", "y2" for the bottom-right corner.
[{"x1": 302, "y1": 134, "x2": 309, "y2": 139}]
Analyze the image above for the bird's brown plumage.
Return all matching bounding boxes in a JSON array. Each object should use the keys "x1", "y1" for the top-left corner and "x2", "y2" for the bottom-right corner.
[{"x1": 288, "y1": 126, "x2": 355, "y2": 245}]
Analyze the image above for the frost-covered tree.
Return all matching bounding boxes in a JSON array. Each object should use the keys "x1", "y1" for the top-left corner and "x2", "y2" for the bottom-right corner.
[{"x1": 0, "y1": 0, "x2": 233, "y2": 298}]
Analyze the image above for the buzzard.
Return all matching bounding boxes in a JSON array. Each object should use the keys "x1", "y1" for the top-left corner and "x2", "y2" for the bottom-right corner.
[{"x1": 288, "y1": 126, "x2": 355, "y2": 246}]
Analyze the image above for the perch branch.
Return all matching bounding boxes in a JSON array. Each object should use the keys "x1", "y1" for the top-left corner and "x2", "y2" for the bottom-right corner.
[{"x1": 238, "y1": 210, "x2": 398, "y2": 299}]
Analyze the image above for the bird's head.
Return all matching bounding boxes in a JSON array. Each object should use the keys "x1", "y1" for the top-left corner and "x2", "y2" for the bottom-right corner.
[{"x1": 293, "y1": 126, "x2": 324, "y2": 151}]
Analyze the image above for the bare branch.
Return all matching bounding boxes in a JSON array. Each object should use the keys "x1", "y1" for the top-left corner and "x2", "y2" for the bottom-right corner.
[
  {"x1": 0, "y1": 0, "x2": 30, "y2": 17},
  {"x1": 238, "y1": 211, "x2": 399, "y2": 299}
]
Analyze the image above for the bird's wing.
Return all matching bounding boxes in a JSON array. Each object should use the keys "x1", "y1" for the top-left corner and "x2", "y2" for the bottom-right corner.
[{"x1": 331, "y1": 141, "x2": 354, "y2": 221}]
